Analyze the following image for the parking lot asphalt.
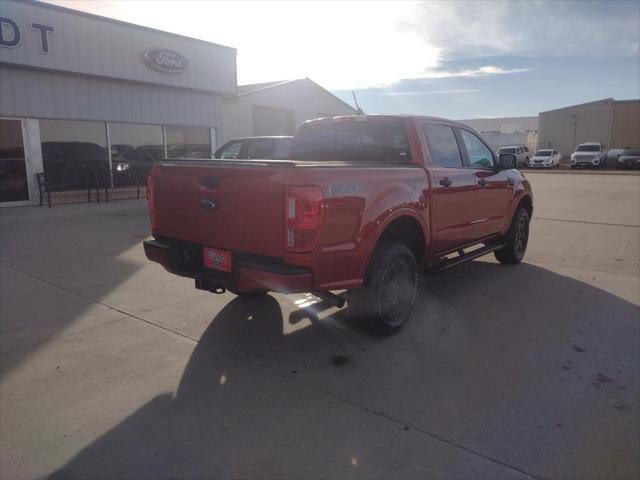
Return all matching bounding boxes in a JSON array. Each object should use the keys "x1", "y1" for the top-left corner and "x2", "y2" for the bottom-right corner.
[{"x1": 1, "y1": 172, "x2": 638, "y2": 480}]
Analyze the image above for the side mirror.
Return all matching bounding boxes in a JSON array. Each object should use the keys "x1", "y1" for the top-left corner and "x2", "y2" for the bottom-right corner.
[{"x1": 498, "y1": 153, "x2": 516, "y2": 170}]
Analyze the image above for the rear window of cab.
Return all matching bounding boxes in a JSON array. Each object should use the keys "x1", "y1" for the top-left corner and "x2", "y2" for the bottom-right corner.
[{"x1": 290, "y1": 121, "x2": 411, "y2": 163}]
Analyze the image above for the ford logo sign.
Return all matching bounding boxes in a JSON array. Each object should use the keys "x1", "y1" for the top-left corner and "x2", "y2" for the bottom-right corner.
[
  {"x1": 142, "y1": 48, "x2": 188, "y2": 73},
  {"x1": 198, "y1": 199, "x2": 219, "y2": 212}
]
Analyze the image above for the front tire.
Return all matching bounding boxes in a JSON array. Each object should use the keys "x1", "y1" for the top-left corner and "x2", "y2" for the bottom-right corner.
[
  {"x1": 348, "y1": 242, "x2": 418, "y2": 336},
  {"x1": 494, "y1": 207, "x2": 530, "y2": 264}
]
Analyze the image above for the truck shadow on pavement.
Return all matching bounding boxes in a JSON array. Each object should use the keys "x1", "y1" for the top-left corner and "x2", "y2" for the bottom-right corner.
[{"x1": 49, "y1": 261, "x2": 639, "y2": 480}]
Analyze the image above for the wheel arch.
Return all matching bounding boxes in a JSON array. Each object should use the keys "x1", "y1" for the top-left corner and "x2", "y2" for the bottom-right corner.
[
  {"x1": 360, "y1": 211, "x2": 427, "y2": 278},
  {"x1": 517, "y1": 194, "x2": 533, "y2": 218}
]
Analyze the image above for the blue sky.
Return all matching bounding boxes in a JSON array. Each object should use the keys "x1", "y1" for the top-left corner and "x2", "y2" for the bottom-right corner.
[
  {"x1": 335, "y1": 55, "x2": 640, "y2": 119},
  {"x1": 332, "y1": 0, "x2": 640, "y2": 118},
  {"x1": 48, "y1": 0, "x2": 640, "y2": 119}
]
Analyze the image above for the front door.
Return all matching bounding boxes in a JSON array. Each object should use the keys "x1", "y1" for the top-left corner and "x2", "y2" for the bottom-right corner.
[
  {"x1": 0, "y1": 119, "x2": 29, "y2": 203},
  {"x1": 458, "y1": 128, "x2": 512, "y2": 240},
  {"x1": 422, "y1": 123, "x2": 476, "y2": 253}
]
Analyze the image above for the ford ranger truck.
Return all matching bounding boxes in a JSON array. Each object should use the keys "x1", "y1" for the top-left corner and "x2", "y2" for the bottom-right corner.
[{"x1": 144, "y1": 115, "x2": 533, "y2": 335}]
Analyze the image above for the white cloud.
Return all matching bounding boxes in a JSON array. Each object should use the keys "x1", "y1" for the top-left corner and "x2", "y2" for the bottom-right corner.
[
  {"x1": 415, "y1": 66, "x2": 532, "y2": 80},
  {"x1": 380, "y1": 89, "x2": 480, "y2": 96},
  {"x1": 405, "y1": 1, "x2": 639, "y2": 59}
]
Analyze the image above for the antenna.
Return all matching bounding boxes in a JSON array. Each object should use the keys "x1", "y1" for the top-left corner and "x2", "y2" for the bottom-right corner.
[{"x1": 352, "y1": 91, "x2": 365, "y2": 115}]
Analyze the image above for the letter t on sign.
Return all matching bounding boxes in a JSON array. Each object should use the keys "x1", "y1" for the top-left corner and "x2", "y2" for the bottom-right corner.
[{"x1": 31, "y1": 23, "x2": 54, "y2": 53}]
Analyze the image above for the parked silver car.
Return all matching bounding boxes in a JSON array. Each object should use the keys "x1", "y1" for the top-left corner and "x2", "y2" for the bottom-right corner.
[
  {"x1": 529, "y1": 149, "x2": 561, "y2": 168},
  {"x1": 616, "y1": 148, "x2": 640, "y2": 169}
]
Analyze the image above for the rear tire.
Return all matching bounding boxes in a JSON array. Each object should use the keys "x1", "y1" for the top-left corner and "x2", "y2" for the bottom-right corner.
[
  {"x1": 348, "y1": 242, "x2": 418, "y2": 336},
  {"x1": 494, "y1": 207, "x2": 530, "y2": 265}
]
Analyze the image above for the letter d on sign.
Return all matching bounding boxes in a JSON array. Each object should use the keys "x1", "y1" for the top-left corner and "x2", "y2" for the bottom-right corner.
[{"x1": 0, "y1": 17, "x2": 21, "y2": 48}]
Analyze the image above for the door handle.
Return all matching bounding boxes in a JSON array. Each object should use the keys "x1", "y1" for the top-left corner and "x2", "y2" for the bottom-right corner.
[
  {"x1": 477, "y1": 178, "x2": 487, "y2": 187},
  {"x1": 439, "y1": 177, "x2": 452, "y2": 187}
]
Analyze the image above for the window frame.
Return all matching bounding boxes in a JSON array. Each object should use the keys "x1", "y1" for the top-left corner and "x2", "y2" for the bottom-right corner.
[
  {"x1": 421, "y1": 122, "x2": 466, "y2": 169},
  {"x1": 455, "y1": 127, "x2": 497, "y2": 171}
]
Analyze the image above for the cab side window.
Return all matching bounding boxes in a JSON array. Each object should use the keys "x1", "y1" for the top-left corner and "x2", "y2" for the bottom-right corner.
[
  {"x1": 247, "y1": 138, "x2": 274, "y2": 159},
  {"x1": 215, "y1": 141, "x2": 242, "y2": 159},
  {"x1": 459, "y1": 129, "x2": 495, "y2": 169},
  {"x1": 423, "y1": 124, "x2": 463, "y2": 168}
]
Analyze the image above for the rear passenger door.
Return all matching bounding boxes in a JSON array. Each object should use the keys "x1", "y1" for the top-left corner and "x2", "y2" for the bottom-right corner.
[
  {"x1": 422, "y1": 123, "x2": 477, "y2": 254},
  {"x1": 457, "y1": 128, "x2": 512, "y2": 240}
]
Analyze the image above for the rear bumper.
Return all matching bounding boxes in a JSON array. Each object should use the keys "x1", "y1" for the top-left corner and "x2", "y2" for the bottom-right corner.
[{"x1": 143, "y1": 239, "x2": 313, "y2": 294}]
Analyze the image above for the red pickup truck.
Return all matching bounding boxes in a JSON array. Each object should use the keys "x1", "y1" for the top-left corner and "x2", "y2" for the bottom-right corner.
[{"x1": 144, "y1": 115, "x2": 532, "y2": 335}]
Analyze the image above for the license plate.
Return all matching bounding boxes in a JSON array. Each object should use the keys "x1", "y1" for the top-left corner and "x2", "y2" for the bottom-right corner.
[{"x1": 203, "y1": 247, "x2": 232, "y2": 272}]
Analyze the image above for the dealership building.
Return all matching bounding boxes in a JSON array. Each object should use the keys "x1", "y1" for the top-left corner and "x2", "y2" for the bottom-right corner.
[
  {"x1": 0, "y1": 0, "x2": 239, "y2": 205},
  {"x1": 538, "y1": 98, "x2": 640, "y2": 156}
]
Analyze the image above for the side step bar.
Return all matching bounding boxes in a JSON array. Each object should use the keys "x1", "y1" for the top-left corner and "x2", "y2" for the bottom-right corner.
[{"x1": 425, "y1": 243, "x2": 505, "y2": 273}]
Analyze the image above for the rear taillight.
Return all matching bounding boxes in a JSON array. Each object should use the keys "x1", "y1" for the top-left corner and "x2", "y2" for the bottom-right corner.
[
  {"x1": 147, "y1": 176, "x2": 157, "y2": 233},
  {"x1": 285, "y1": 186, "x2": 324, "y2": 253}
]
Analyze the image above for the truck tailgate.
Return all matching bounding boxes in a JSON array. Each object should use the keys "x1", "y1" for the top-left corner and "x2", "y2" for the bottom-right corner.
[{"x1": 152, "y1": 162, "x2": 285, "y2": 258}]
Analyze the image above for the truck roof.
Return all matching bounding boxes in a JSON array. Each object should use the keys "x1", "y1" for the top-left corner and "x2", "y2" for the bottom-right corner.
[
  {"x1": 229, "y1": 136, "x2": 293, "y2": 140},
  {"x1": 305, "y1": 114, "x2": 465, "y2": 127}
]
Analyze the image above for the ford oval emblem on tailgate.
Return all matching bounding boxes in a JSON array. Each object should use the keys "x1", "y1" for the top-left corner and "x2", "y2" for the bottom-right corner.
[{"x1": 198, "y1": 199, "x2": 219, "y2": 211}]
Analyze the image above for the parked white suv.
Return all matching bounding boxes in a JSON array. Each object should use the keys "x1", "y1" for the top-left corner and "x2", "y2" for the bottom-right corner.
[
  {"x1": 498, "y1": 145, "x2": 529, "y2": 168},
  {"x1": 570, "y1": 142, "x2": 608, "y2": 169}
]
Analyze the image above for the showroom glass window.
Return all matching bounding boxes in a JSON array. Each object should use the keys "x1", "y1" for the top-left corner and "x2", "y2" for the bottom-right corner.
[
  {"x1": 165, "y1": 126, "x2": 211, "y2": 159},
  {"x1": 109, "y1": 123, "x2": 163, "y2": 184},
  {"x1": 39, "y1": 120, "x2": 109, "y2": 185},
  {"x1": 0, "y1": 119, "x2": 29, "y2": 202}
]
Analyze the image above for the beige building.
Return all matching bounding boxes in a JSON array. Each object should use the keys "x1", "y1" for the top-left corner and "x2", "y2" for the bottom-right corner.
[
  {"x1": 538, "y1": 98, "x2": 640, "y2": 157},
  {"x1": 610, "y1": 100, "x2": 640, "y2": 150},
  {"x1": 457, "y1": 116, "x2": 538, "y2": 153},
  {"x1": 222, "y1": 78, "x2": 357, "y2": 142}
]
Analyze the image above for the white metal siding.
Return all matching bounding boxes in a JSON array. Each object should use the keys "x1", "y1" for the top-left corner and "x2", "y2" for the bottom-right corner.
[
  {"x1": 0, "y1": 0, "x2": 236, "y2": 95},
  {"x1": 0, "y1": 66, "x2": 223, "y2": 129}
]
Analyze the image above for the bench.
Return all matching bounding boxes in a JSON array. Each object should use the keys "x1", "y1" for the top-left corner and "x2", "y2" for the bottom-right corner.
[
  {"x1": 36, "y1": 169, "x2": 92, "y2": 208},
  {"x1": 36, "y1": 168, "x2": 141, "y2": 207}
]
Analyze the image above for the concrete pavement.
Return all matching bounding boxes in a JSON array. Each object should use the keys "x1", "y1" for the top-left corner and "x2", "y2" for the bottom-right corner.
[{"x1": 1, "y1": 172, "x2": 638, "y2": 479}]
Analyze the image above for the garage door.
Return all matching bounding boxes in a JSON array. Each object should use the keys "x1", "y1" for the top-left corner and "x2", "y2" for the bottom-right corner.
[{"x1": 253, "y1": 106, "x2": 295, "y2": 136}]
